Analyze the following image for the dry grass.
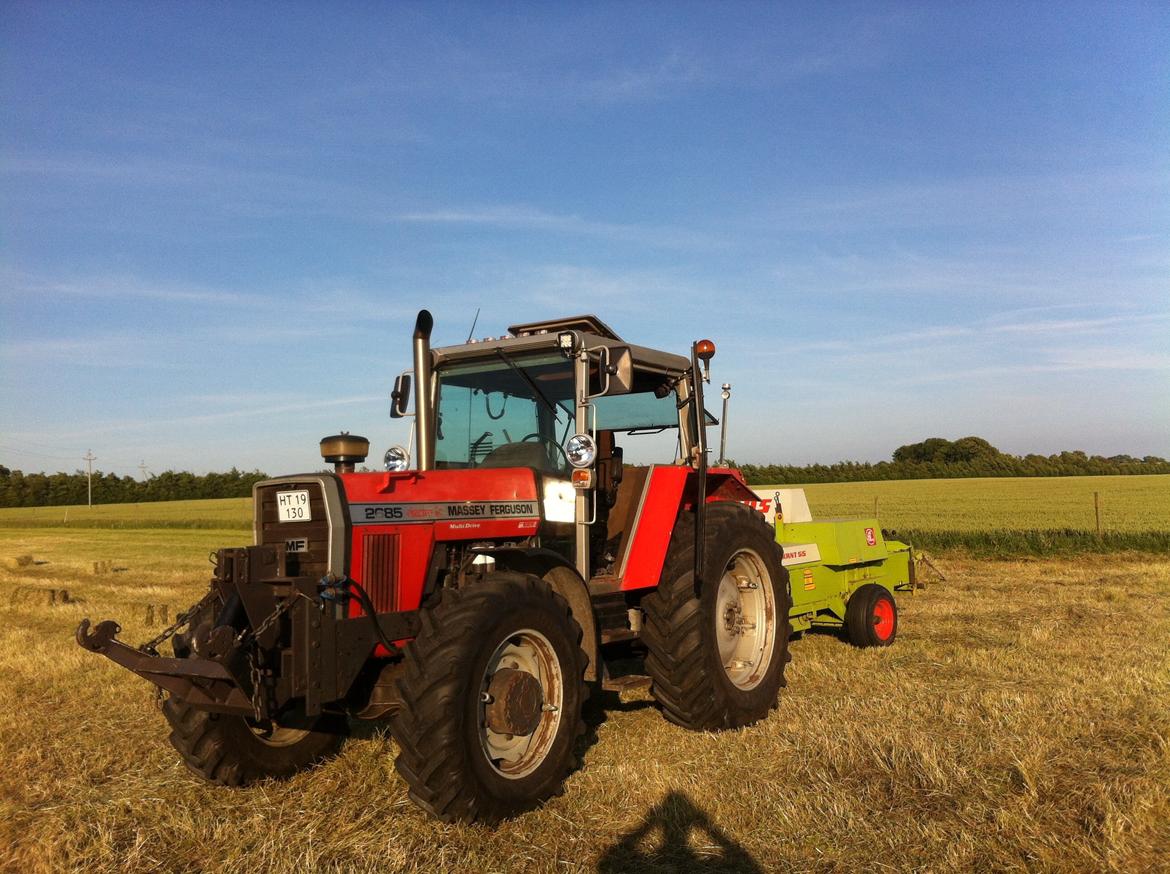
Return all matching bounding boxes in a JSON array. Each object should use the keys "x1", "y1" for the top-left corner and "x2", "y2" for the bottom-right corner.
[{"x1": 2, "y1": 525, "x2": 1168, "y2": 872}]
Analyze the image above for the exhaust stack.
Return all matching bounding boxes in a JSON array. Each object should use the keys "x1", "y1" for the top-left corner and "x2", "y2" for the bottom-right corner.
[{"x1": 413, "y1": 309, "x2": 435, "y2": 471}]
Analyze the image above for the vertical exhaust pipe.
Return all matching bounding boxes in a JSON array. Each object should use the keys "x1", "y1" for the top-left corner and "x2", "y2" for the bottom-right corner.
[{"x1": 413, "y1": 310, "x2": 435, "y2": 471}]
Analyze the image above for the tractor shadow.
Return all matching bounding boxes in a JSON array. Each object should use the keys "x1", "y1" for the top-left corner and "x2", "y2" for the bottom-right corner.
[
  {"x1": 596, "y1": 790, "x2": 763, "y2": 873},
  {"x1": 580, "y1": 684, "x2": 654, "y2": 738},
  {"x1": 575, "y1": 645, "x2": 657, "y2": 768},
  {"x1": 790, "y1": 627, "x2": 850, "y2": 645}
]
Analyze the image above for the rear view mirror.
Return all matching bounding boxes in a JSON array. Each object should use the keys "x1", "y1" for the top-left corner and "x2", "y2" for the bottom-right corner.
[
  {"x1": 390, "y1": 373, "x2": 412, "y2": 418},
  {"x1": 606, "y1": 346, "x2": 633, "y2": 395},
  {"x1": 586, "y1": 345, "x2": 634, "y2": 398}
]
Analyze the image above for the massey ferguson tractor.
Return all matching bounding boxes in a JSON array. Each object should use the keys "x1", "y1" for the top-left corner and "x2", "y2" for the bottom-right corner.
[{"x1": 77, "y1": 311, "x2": 792, "y2": 823}]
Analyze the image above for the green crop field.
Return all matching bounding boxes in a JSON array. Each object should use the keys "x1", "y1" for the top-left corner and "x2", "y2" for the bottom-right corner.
[{"x1": 765, "y1": 474, "x2": 1170, "y2": 532}]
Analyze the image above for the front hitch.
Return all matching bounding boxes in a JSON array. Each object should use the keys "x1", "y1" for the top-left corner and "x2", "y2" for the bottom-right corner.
[
  {"x1": 74, "y1": 617, "x2": 255, "y2": 715},
  {"x1": 76, "y1": 618, "x2": 121, "y2": 652}
]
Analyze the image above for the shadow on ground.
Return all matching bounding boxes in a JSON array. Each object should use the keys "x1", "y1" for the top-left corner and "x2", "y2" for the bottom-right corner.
[{"x1": 597, "y1": 790, "x2": 763, "y2": 873}]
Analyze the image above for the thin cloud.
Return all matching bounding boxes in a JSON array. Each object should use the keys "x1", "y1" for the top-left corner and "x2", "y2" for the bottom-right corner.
[
  {"x1": 0, "y1": 269, "x2": 261, "y2": 307},
  {"x1": 390, "y1": 204, "x2": 722, "y2": 250},
  {"x1": 6, "y1": 395, "x2": 387, "y2": 442},
  {"x1": 889, "y1": 350, "x2": 1170, "y2": 386},
  {"x1": 989, "y1": 312, "x2": 1170, "y2": 335},
  {"x1": 0, "y1": 333, "x2": 164, "y2": 366}
]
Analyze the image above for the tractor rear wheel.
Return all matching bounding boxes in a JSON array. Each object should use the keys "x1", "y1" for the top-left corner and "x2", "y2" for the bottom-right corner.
[
  {"x1": 389, "y1": 573, "x2": 588, "y2": 823},
  {"x1": 642, "y1": 501, "x2": 791, "y2": 730},
  {"x1": 162, "y1": 697, "x2": 346, "y2": 785},
  {"x1": 845, "y1": 584, "x2": 898, "y2": 647}
]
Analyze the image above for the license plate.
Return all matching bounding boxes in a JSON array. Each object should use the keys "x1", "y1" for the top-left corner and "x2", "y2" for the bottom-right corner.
[{"x1": 276, "y1": 490, "x2": 311, "y2": 522}]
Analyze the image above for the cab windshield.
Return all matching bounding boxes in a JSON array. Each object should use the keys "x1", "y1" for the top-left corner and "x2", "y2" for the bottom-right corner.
[
  {"x1": 435, "y1": 353, "x2": 574, "y2": 471},
  {"x1": 433, "y1": 349, "x2": 695, "y2": 470}
]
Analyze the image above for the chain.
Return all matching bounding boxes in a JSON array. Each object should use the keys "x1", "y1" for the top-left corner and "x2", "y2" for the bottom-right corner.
[
  {"x1": 145, "y1": 584, "x2": 320, "y2": 720},
  {"x1": 248, "y1": 650, "x2": 265, "y2": 722},
  {"x1": 235, "y1": 592, "x2": 308, "y2": 649},
  {"x1": 139, "y1": 589, "x2": 218, "y2": 657},
  {"x1": 237, "y1": 592, "x2": 318, "y2": 722}
]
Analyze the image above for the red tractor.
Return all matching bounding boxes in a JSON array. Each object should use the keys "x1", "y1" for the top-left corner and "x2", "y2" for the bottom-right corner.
[{"x1": 77, "y1": 312, "x2": 791, "y2": 823}]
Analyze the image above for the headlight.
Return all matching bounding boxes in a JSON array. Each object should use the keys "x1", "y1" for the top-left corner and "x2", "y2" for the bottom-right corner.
[
  {"x1": 384, "y1": 445, "x2": 410, "y2": 472},
  {"x1": 565, "y1": 433, "x2": 596, "y2": 468},
  {"x1": 542, "y1": 478, "x2": 575, "y2": 523}
]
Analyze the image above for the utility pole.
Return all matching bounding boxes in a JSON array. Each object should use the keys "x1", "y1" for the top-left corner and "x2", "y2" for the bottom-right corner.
[
  {"x1": 83, "y1": 449, "x2": 97, "y2": 507},
  {"x1": 718, "y1": 383, "x2": 731, "y2": 466}
]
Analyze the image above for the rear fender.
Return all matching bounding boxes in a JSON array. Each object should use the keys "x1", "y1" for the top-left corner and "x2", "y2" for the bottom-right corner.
[
  {"x1": 704, "y1": 468, "x2": 758, "y2": 504},
  {"x1": 617, "y1": 465, "x2": 690, "y2": 591}
]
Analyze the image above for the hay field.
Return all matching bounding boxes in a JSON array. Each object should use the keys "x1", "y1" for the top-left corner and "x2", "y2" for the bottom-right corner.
[
  {"x1": 767, "y1": 474, "x2": 1170, "y2": 532},
  {"x1": 2, "y1": 518, "x2": 1168, "y2": 872},
  {"x1": 0, "y1": 497, "x2": 252, "y2": 529}
]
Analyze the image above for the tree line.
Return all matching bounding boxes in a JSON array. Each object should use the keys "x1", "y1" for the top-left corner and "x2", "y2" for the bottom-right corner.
[
  {"x1": 2, "y1": 436, "x2": 1168, "y2": 506},
  {"x1": 734, "y1": 436, "x2": 1170, "y2": 485},
  {"x1": 0, "y1": 466, "x2": 270, "y2": 508}
]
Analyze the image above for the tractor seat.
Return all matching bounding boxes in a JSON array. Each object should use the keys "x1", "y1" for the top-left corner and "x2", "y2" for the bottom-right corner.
[{"x1": 479, "y1": 442, "x2": 556, "y2": 471}]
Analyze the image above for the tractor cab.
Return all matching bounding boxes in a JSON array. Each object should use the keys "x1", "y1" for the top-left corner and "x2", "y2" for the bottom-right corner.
[{"x1": 388, "y1": 313, "x2": 722, "y2": 588}]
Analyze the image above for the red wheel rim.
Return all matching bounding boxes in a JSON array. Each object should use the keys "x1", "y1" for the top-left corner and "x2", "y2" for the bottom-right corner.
[{"x1": 872, "y1": 596, "x2": 895, "y2": 641}]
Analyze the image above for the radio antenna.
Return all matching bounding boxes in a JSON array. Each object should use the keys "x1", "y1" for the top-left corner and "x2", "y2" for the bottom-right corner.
[{"x1": 465, "y1": 307, "x2": 481, "y2": 343}]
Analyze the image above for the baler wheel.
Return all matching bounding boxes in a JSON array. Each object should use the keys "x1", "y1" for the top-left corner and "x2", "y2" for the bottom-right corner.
[
  {"x1": 642, "y1": 501, "x2": 792, "y2": 731},
  {"x1": 845, "y1": 584, "x2": 898, "y2": 647},
  {"x1": 162, "y1": 697, "x2": 346, "y2": 786},
  {"x1": 389, "y1": 573, "x2": 587, "y2": 824}
]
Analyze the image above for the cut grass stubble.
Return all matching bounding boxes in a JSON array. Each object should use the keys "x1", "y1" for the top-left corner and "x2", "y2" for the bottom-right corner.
[{"x1": 1, "y1": 526, "x2": 1168, "y2": 872}]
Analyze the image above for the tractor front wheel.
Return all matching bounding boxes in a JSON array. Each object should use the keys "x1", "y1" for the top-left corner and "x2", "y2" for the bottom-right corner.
[
  {"x1": 389, "y1": 573, "x2": 588, "y2": 823},
  {"x1": 162, "y1": 698, "x2": 346, "y2": 785},
  {"x1": 642, "y1": 501, "x2": 792, "y2": 731},
  {"x1": 845, "y1": 584, "x2": 898, "y2": 647}
]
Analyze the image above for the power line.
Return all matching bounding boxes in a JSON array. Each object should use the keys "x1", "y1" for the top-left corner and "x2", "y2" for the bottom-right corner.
[{"x1": 83, "y1": 450, "x2": 96, "y2": 507}]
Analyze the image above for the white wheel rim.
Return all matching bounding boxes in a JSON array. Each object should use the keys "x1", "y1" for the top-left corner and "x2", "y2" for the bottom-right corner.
[
  {"x1": 248, "y1": 722, "x2": 311, "y2": 747},
  {"x1": 477, "y1": 628, "x2": 564, "y2": 779},
  {"x1": 713, "y1": 548, "x2": 777, "y2": 691}
]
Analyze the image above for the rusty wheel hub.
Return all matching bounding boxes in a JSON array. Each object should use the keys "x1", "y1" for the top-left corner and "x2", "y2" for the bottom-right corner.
[
  {"x1": 478, "y1": 628, "x2": 565, "y2": 779},
  {"x1": 485, "y1": 667, "x2": 543, "y2": 736}
]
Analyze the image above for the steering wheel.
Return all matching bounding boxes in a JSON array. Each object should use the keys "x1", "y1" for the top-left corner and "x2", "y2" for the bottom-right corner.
[{"x1": 522, "y1": 432, "x2": 570, "y2": 470}]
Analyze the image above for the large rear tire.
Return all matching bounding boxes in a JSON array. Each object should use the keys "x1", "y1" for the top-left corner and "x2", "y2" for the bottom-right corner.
[
  {"x1": 162, "y1": 698, "x2": 346, "y2": 785},
  {"x1": 389, "y1": 573, "x2": 588, "y2": 823},
  {"x1": 642, "y1": 501, "x2": 792, "y2": 730}
]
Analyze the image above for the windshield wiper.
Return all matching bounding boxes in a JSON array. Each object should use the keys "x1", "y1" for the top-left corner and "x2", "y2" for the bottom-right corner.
[{"x1": 494, "y1": 348, "x2": 572, "y2": 422}]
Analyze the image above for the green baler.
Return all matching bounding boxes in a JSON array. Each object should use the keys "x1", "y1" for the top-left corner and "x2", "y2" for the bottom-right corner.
[{"x1": 755, "y1": 489, "x2": 915, "y2": 647}]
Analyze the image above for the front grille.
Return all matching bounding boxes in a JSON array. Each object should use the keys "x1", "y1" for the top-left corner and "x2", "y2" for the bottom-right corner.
[
  {"x1": 361, "y1": 533, "x2": 399, "y2": 610},
  {"x1": 255, "y1": 480, "x2": 332, "y2": 580}
]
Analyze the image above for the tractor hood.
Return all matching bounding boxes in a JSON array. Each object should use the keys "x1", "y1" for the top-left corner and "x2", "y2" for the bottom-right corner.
[{"x1": 340, "y1": 467, "x2": 546, "y2": 537}]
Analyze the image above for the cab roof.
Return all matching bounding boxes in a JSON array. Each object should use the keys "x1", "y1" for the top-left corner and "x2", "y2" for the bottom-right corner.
[{"x1": 433, "y1": 315, "x2": 691, "y2": 377}]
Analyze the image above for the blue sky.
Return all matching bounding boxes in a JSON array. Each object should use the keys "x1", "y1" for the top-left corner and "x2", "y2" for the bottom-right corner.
[{"x1": 2, "y1": 2, "x2": 1167, "y2": 476}]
